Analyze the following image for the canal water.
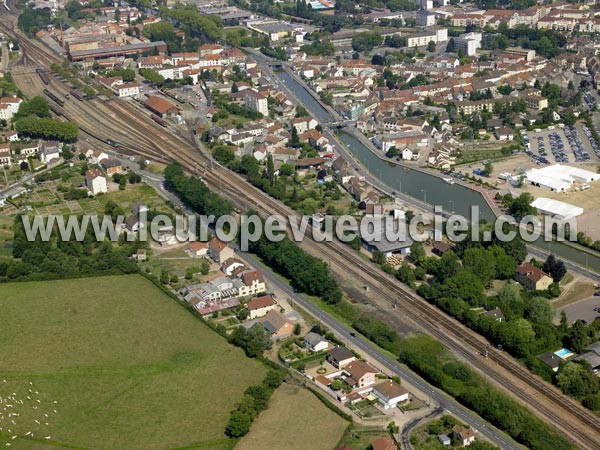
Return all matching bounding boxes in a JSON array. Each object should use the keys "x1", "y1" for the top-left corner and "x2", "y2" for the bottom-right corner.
[{"x1": 276, "y1": 69, "x2": 600, "y2": 272}]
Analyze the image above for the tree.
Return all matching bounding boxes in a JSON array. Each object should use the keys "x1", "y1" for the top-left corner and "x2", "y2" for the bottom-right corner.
[
  {"x1": 160, "y1": 269, "x2": 170, "y2": 284},
  {"x1": 16, "y1": 96, "x2": 51, "y2": 119},
  {"x1": 351, "y1": 32, "x2": 383, "y2": 52},
  {"x1": 427, "y1": 40, "x2": 436, "y2": 52},
  {"x1": 230, "y1": 323, "x2": 271, "y2": 358},
  {"x1": 225, "y1": 411, "x2": 252, "y2": 438},
  {"x1": 524, "y1": 297, "x2": 553, "y2": 324},
  {"x1": 372, "y1": 250, "x2": 385, "y2": 264},
  {"x1": 543, "y1": 254, "x2": 566, "y2": 282},
  {"x1": 295, "y1": 105, "x2": 309, "y2": 118},
  {"x1": 266, "y1": 154, "x2": 275, "y2": 186},
  {"x1": 446, "y1": 38, "x2": 455, "y2": 53},
  {"x1": 410, "y1": 241, "x2": 426, "y2": 264},
  {"x1": 556, "y1": 362, "x2": 599, "y2": 400},
  {"x1": 463, "y1": 247, "x2": 496, "y2": 284},
  {"x1": 483, "y1": 160, "x2": 493, "y2": 176},
  {"x1": 200, "y1": 257, "x2": 210, "y2": 275}
]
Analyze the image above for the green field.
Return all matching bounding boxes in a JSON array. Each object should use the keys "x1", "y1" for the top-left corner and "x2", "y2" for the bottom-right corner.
[
  {"x1": 234, "y1": 385, "x2": 348, "y2": 450},
  {"x1": 0, "y1": 275, "x2": 266, "y2": 450}
]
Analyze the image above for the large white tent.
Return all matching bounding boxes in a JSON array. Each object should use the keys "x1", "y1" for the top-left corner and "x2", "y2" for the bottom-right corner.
[
  {"x1": 531, "y1": 197, "x2": 584, "y2": 220},
  {"x1": 525, "y1": 164, "x2": 599, "y2": 192}
]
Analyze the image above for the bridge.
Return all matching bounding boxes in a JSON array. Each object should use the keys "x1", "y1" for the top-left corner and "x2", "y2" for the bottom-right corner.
[{"x1": 323, "y1": 120, "x2": 356, "y2": 128}]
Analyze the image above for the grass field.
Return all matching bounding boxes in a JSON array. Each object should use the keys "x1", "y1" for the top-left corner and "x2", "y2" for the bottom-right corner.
[
  {"x1": 234, "y1": 385, "x2": 348, "y2": 450},
  {"x1": 0, "y1": 275, "x2": 266, "y2": 450}
]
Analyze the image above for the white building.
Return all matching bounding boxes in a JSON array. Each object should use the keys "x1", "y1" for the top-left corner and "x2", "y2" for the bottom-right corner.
[
  {"x1": 525, "y1": 164, "x2": 599, "y2": 192},
  {"x1": 0, "y1": 143, "x2": 11, "y2": 166},
  {"x1": 454, "y1": 32, "x2": 482, "y2": 56},
  {"x1": 117, "y1": 82, "x2": 140, "y2": 98},
  {"x1": 0, "y1": 195, "x2": 5, "y2": 207},
  {"x1": 406, "y1": 28, "x2": 447, "y2": 47},
  {"x1": 305, "y1": 332, "x2": 329, "y2": 352},
  {"x1": 416, "y1": 9, "x2": 436, "y2": 27},
  {"x1": 531, "y1": 198, "x2": 584, "y2": 220},
  {"x1": 244, "y1": 89, "x2": 269, "y2": 116},
  {"x1": 0, "y1": 96, "x2": 23, "y2": 121},
  {"x1": 39, "y1": 141, "x2": 61, "y2": 163},
  {"x1": 85, "y1": 168, "x2": 107, "y2": 195},
  {"x1": 372, "y1": 380, "x2": 409, "y2": 409}
]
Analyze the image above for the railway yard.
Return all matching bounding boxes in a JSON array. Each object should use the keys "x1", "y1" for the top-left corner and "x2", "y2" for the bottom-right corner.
[{"x1": 2, "y1": 6, "x2": 600, "y2": 450}]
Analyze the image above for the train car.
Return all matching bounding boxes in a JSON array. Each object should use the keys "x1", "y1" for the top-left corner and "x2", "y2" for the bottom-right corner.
[
  {"x1": 48, "y1": 104, "x2": 63, "y2": 117},
  {"x1": 36, "y1": 68, "x2": 49, "y2": 85},
  {"x1": 69, "y1": 89, "x2": 84, "y2": 101},
  {"x1": 151, "y1": 114, "x2": 167, "y2": 127},
  {"x1": 105, "y1": 139, "x2": 120, "y2": 148},
  {"x1": 43, "y1": 88, "x2": 65, "y2": 107}
]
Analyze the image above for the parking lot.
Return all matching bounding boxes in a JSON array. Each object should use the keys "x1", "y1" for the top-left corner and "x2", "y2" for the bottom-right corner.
[
  {"x1": 523, "y1": 125, "x2": 598, "y2": 165},
  {"x1": 556, "y1": 295, "x2": 600, "y2": 325}
]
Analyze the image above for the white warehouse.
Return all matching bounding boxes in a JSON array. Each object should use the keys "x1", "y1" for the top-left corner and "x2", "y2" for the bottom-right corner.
[
  {"x1": 525, "y1": 164, "x2": 599, "y2": 192},
  {"x1": 531, "y1": 198, "x2": 584, "y2": 220}
]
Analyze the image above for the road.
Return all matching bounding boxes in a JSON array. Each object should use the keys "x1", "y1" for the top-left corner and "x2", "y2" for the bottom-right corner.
[{"x1": 229, "y1": 242, "x2": 521, "y2": 450}]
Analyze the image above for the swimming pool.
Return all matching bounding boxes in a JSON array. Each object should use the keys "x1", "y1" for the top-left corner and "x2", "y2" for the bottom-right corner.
[{"x1": 554, "y1": 348, "x2": 574, "y2": 359}]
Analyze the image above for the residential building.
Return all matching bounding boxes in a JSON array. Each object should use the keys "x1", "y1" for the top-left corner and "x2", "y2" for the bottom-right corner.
[
  {"x1": 343, "y1": 361, "x2": 378, "y2": 389},
  {"x1": 0, "y1": 143, "x2": 11, "y2": 166},
  {"x1": 452, "y1": 425, "x2": 476, "y2": 447},
  {"x1": 416, "y1": 9, "x2": 436, "y2": 27},
  {"x1": 246, "y1": 295, "x2": 277, "y2": 319},
  {"x1": 537, "y1": 351, "x2": 562, "y2": 372},
  {"x1": 0, "y1": 96, "x2": 22, "y2": 121},
  {"x1": 239, "y1": 270, "x2": 266, "y2": 297},
  {"x1": 305, "y1": 332, "x2": 329, "y2": 352},
  {"x1": 188, "y1": 241, "x2": 209, "y2": 257},
  {"x1": 0, "y1": 195, "x2": 5, "y2": 208},
  {"x1": 372, "y1": 380, "x2": 409, "y2": 409},
  {"x1": 100, "y1": 159, "x2": 122, "y2": 176},
  {"x1": 454, "y1": 32, "x2": 482, "y2": 57},
  {"x1": 514, "y1": 263, "x2": 553, "y2": 290},
  {"x1": 260, "y1": 310, "x2": 294, "y2": 339},
  {"x1": 4, "y1": 131, "x2": 18, "y2": 142},
  {"x1": 327, "y1": 346, "x2": 356, "y2": 369},
  {"x1": 244, "y1": 89, "x2": 269, "y2": 116},
  {"x1": 39, "y1": 141, "x2": 61, "y2": 163},
  {"x1": 208, "y1": 237, "x2": 234, "y2": 263},
  {"x1": 371, "y1": 437, "x2": 396, "y2": 450},
  {"x1": 85, "y1": 168, "x2": 107, "y2": 194}
]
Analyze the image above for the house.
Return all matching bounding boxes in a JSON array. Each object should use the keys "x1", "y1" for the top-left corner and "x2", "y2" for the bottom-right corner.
[
  {"x1": 86, "y1": 149, "x2": 108, "y2": 165},
  {"x1": 432, "y1": 242, "x2": 453, "y2": 256},
  {"x1": 327, "y1": 346, "x2": 356, "y2": 369},
  {"x1": 125, "y1": 214, "x2": 143, "y2": 232},
  {"x1": 0, "y1": 143, "x2": 10, "y2": 166},
  {"x1": 452, "y1": 425, "x2": 476, "y2": 447},
  {"x1": 4, "y1": 131, "x2": 18, "y2": 142},
  {"x1": 188, "y1": 241, "x2": 208, "y2": 257},
  {"x1": 514, "y1": 263, "x2": 553, "y2": 290},
  {"x1": 344, "y1": 360, "x2": 378, "y2": 389},
  {"x1": 222, "y1": 257, "x2": 246, "y2": 276},
  {"x1": 495, "y1": 126, "x2": 514, "y2": 141},
  {"x1": 208, "y1": 237, "x2": 234, "y2": 263},
  {"x1": 100, "y1": 159, "x2": 122, "y2": 176},
  {"x1": 260, "y1": 309, "x2": 294, "y2": 339},
  {"x1": 39, "y1": 141, "x2": 61, "y2": 163},
  {"x1": 372, "y1": 380, "x2": 409, "y2": 409},
  {"x1": 133, "y1": 249, "x2": 146, "y2": 261},
  {"x1": 537, "y1": 351, "x2": 562, "y2": 373},
  {"x1": 480, "y1": 308, "x2": 503, "y2": 322},
  {"x1": 305, "y1": 332, "x2": 329, "y2": 352},
  {"x1": 291, "y1": 116, "x2": 318, "y2": 134},
  {"x1": 85, "y1": 168, "x2": 107, "y2": 194},
  {"x1": 246, "y1": 295, "x2": 277, "y2": 319},
  {"x1": 144, "y1": 96, "x2": 179, "y2": 118},
  {"x1": 240, "y1": 270, "x2": 266, "y2": 297},
  {"x1": 0, "y1": 195, "x2": 5, "y2": 208},
  {"x1": 371, "y1": 437, "x2": 396, "y2": 450}
]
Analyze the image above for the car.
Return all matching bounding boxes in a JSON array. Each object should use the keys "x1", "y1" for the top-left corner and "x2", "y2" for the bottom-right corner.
[
  {"x1": 594, "y1": 291, "x2": 600, "y2": 297},
  {"x1": 593, "y1": 306, "x2": 600, "y2": 312},
  {"x1": 349, "y1": 332, "x2": 357, "y2": 338}
]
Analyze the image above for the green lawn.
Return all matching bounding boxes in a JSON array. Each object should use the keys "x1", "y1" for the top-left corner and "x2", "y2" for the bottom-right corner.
[{"x1": 0, "y1": 275, "x2": 266, "y2": 450}]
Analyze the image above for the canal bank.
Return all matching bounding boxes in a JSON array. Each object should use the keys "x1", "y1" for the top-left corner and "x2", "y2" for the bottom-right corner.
[{"x1": 265, "y1": 54, "x2": 600, "y2": 273}]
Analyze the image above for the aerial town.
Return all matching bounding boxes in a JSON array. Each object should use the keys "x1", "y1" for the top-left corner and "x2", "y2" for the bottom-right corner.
[{"x1": 1, "y1": 0, "x2": 600, "y2": 449}]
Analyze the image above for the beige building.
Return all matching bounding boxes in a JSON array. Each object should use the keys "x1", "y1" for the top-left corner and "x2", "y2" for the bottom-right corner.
[{"x1": 515, "y1": 263, "x2": 553, "y2": 290}]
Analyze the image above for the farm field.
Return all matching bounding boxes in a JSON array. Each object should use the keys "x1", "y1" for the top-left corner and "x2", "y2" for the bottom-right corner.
[
  {"x1": 0, "y1": 275, "x2": 266, "y2": 450},
  {"x1": 234, "y1": 385, "x2": 348, "y2": 450}
]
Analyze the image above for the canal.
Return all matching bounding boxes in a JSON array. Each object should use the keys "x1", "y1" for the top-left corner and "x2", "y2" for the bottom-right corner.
[{"x1": 275, "y1": 67, "x2": 600, "y2": 272}]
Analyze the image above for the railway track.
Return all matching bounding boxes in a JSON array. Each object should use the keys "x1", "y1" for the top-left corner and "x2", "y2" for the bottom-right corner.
[{"x1": 3, "y1": 12, "x2": 600, "y2": 448}]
